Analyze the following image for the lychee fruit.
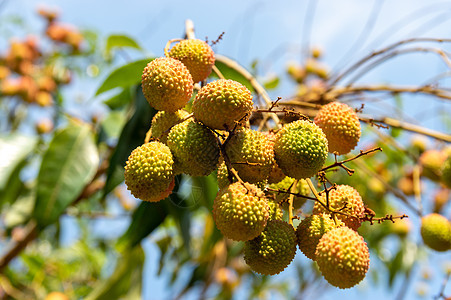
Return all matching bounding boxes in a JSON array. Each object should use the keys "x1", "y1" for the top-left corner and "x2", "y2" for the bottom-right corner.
[
  {"x1": 312, "y1": 185, "x2": 365, "y2": 231},
  {"x1": 168, "y1": 39, "x2": 215, "y2": 83},
  {"x1": 124, "y1": 141, "x2": 174, "y2": 202},
  {"x1": 141, "y1": 57, "x2": 193, "y2": 112},
  {"x1": 225, "y1": 128, "x2": 274, "y2": 184},
  {"x1": 420, "y1": 213, "x2": 451, "y2": 252},
  {"x1": 244, "y1": 220, "x2": 297, "y2": 275},
  {"x1": 315, "y1": 226, "x2": 370, "y2": 289},
  {"x1": 268, "y1": 177, "x2": 310, "y2": 209},
  {"x1": 274, "y1": 120, "x2": 328, "y2": 179},
  {"x1": 213, "y1": 182, "x2": 269, "y2": 241},
  {"x1": 192, "y1": 79, "x2": 253, "y2": 130},
  {"x1": 149, "y1": 109, "x2": 189, "y2": 143},
  {"x1": 314, "y1": 102, "x2": 361, "y2": 155},
  {"x1": 167, "y1": 119, "x2": 220, "y2": 176},
  {"x1": 296, "y1": 213, "x2": 344, "y2": 260},
  {"x1": 441, "y1": 154, "x2": 451, "y2": 188}
]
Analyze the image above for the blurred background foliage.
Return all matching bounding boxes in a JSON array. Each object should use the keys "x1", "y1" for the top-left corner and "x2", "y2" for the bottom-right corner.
[{"x1": 0, "y1": 3, "x2": 450, "y2": 300}]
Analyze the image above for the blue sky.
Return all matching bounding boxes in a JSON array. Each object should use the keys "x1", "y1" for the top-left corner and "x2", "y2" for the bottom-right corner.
[{"x1": 2, "y1": 0, "x2": 451, "y2": 299}]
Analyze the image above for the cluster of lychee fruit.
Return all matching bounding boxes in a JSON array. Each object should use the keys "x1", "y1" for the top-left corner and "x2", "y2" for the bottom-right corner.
[
  {"x1": 123, "y1": 37, "x2": 395, "y2": 289},
  {"x1": 0, "y1": 7, "x2": 76, "y2": 110}
]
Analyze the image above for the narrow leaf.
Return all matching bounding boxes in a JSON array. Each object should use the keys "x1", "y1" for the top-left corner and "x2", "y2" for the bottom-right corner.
[
  {"x1": 95, "y1": 59, "x2": 152, "y2": 95},
  {"x1": 105, "y1": 34, "x2": 141, "y2": 57},
  {"x1": 33, "y1": 122, "x2": 99, "y2": 227}
]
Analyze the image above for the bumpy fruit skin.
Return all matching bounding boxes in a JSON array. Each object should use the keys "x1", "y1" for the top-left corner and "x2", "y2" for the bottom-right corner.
[
  {"x1": 141, "y1": 57, "x2": 194, "y2": 112},
  {"x1": 313, "y1": 185, "x2": 365, "y2": 230},
  {"x1": 441, "y1": 155, "x2": 451, "y2": 188},
  {"x1": 262, "y1": 131, "x2": 286, "y2": 184},
  {"x1": 213, "y1": 182, "x2": 269, "y2": 241},
  {"x1": 167, "y1": 119, "x2": 219, "y2": 176},
  {"x1": 296, "y1": 214, "x2": 344, "y2": 260},
  {"x1": 216, "y1": 161, "x2": 267, "y2": 190},
  {"x1": 268, "y1": 177, "x2": 310, "y2": 209},
  {"x1": 168, "y1": 39, "x2": 215, "y2": 83},
  {"x1": 192, "y1": 79, "x2": 253, "y2": 130},
  {"x1": 274, "y1": 120, "x2": 328, "y2": 179},
  {"x1": 267, "y1": 199, "x2": 283, "y2": 221},
  {"x1": 244, "y1": 220, "x2": 297, "y2": 275},
  {"x1": 124, "y1": 142, "x2": 174, "y2": 202},
  {"x1": 315, "y1": 226, "x2": 370, "y2": 289},
  {"x1": 420, "y1": 213, "x2": 451, "y2": 252},
  {"x1": 225, "y1": 129, "x2": 275, "y2": 183},
  {"x1": 149, "y1": 109, "x2": 189, "y2": 143},
  {"x1": 314, "y1": 102, "x2": 361, "y2": 155}
]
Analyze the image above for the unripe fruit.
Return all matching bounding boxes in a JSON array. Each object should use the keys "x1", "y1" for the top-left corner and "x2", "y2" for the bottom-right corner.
[
  {"x1": 149, "y1": 109, "x2": 189, "y2": 143},
  {"x1": 213, "y1": 182, "x2": 269, "y2": 241},
  {"x1": 124, "y1": 141, "x2": 174, "y2": 202},
  {"x1": 225, "y1": 128, "x2": 274, "y2": 183},
  {"x1": 313, "y1": 185, "x2": 365, "y2": 230},
  {"x1": 268, "y1": 177, "x2": 310, "y2": 209},
  {"x1": 441, "y1": 154, "x2": 451, "y2": 188},
  {"x1": 45, "y1": 292, "x2": 69, "y2": 300},
  {"x1": 244, "y1": 220, "x2": 297, "y2": 275},
  {"x1": 420, "y1": 213, "x2": 451, "y2": 252},
  {"x1": 168, "y1": 39, "x2": 215, "y2": 83},
  {"x1": 274, "y1": 120, "x2": 328, "y2": 179},
  {"x1": 314, "y1": 102, "x2": 361, "y2": 155},
  {"x1": 267, "y1": 199, "x2": 283, "y2": 221},
  {"x1": 141, "y1": 57, "x2": 194, "y2": 112},
  {"x1": 296, "y1": 214, "x2": 344, "y2": 260},
  {"x1": 262, "y1": 131, "x2": 286, "y2": 184},
  {"x1": 167, "y1": 119, "x2": 220, "y2": 176},
  {"x1": 419, "y1": 149, "x2": 446, "y2": 182},
  {"x1": 315, "y1": 226, "x2": 370, "y2": 289},
  {"x1": 192, "y1": 79, "x2": 253, "y2": 130},
  {"x1": 216, "y1": 161, "x2": 267, "y2": 190}
]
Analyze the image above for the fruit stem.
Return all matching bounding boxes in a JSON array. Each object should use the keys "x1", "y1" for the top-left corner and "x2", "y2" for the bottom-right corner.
[
  {"x1": 164, "y1": 39, "x2": 184, "y2": 57},
  {"x1": 212, "y1": 65, "x2": 225, "y2": 80},
  {"x1": 288, "y1": 180, "x2": 298, "y2": 227}
]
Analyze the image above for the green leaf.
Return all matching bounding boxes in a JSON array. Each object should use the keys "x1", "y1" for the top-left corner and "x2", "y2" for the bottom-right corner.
[
  {"x1": 103, "y1": 87, "x2": 156, "y2": 196},
  {"x1": 263, "y1": 76, "x2": 280, "y2": 90},
  {"x1": 100, "y1": 110, "x2": 127, "y2": 139},
  {"x1": 95, "y1": 59, "x2": 152, "y2": 96},
  {"x1": 33, "y1": 122, "x2": 99, "y2": 228},
  {"x1": 0, "y1": 134, "x2": 37, "y2": 189},
  {"x1": 85, "y1": 245, "x2": 144, "y2": 300},
  {"x1": 213, "y1": 56, "x2": 254, "y2": 92},
  {"x1": 3, "y1": 184, "x2": 35, "y2": 229},
  {"x1": 117, "y1": 201, "x2": 169, "y2": 251},
  {"x1": 105, "y1": 34, "x2": 141, "y2": 58}
]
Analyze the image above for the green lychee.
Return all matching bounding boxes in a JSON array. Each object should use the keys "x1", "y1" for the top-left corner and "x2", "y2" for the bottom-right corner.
[
  {"x1": 440, "y1": 154, "x2": 451, "y2": 188},
  {"x1": 296, "y1": 214, "x2": 343, "y2": 260},
  {"x1": 268, "y1": 176, "x2": 310, "y2": 209},
  {"x1": 420, "y1": 213, "x2": 451, "y2": 252},
  {"x1": 149, "y1": 109, "x2": 189, "y2": 143},
  {"x1": 216, "y1": 160, "x2": 267, "y2": 190},
  {"x1": 244, "y1": 220, "x2": 297, "y2": 275},
  {"x1": 168, "y1": 39, "x2": 215, "y2": 83},
  {"x1": 274, "y1": 120, "x2": 328, "y2": 179},
  {"x1": 315, "y1": 226, "x2": 370, "y2": 289},
  {"x1": 312, "y1": 185, "x2": 365, "y2": 230},
  {"x1": 124, "y1": 141, "x2": 174, "y2": 202},
  {"x1": 141, "y1": 57, "x2": 193, "y2": 112},
  {"x1": 314, "y1": 102, "x2": 361, "y2": 155},
  {"x1": 225, "y1": 128, "x2": 274, "y2": 184},
  {"x1": 167, "y1": 119, "x2": 220, "y2": 176},
  {"x1": 213, "y1": 182, "x2": 269, "y2": 241},
  {"x1": 192, "y1": 79, "x2": 253, "y2": 130}
]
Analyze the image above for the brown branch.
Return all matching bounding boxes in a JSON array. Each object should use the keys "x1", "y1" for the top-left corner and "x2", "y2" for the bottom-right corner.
[
  {"x1": 328, "y1": 84, "x2": 451, "y2": 102},
  {"x1": 320, "y1": 147, "x2": 382, "y2": 175},
  {"x1": 360, "y1": 115, "x2": 451, "y2": 142},
  {"x1": 360, "y1": 213, "x2": 409, "y2": 225},
  {"x1": 0, "y1": 160, "x2": 109, "y2": 273}
]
